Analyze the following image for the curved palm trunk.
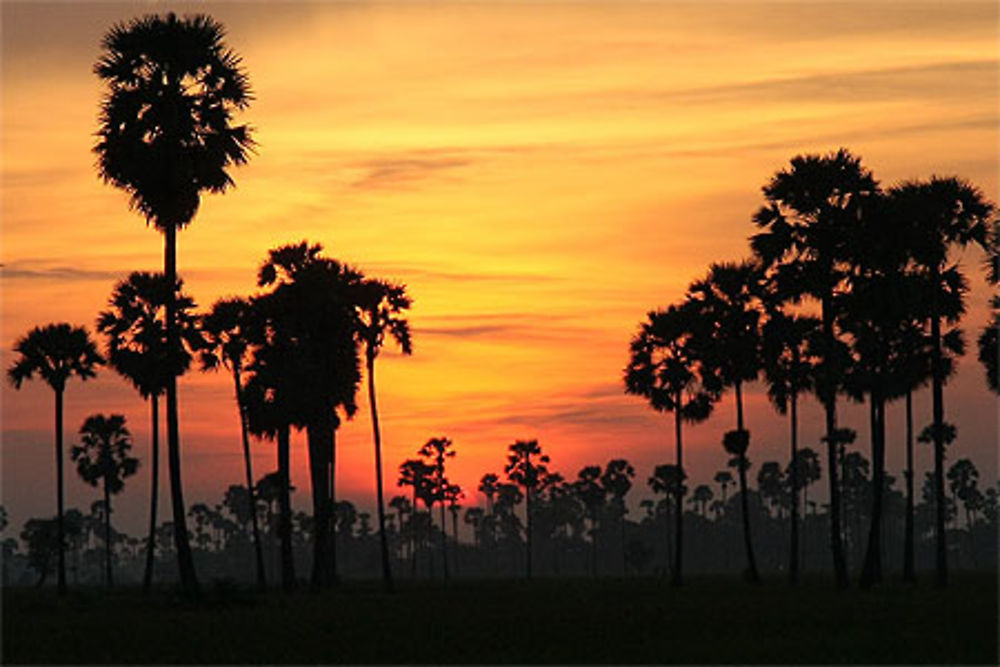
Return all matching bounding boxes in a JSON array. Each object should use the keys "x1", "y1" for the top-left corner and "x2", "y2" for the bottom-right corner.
[
  {"x1": 54, "y1": 387, "x2": 67, "y2": 596},
  {"x1": 233, "y1": 369, "x2": 266, "y2": 590},
  {"x1": 306, "y1": 418, "x2": 330, "y2": 590},
  {"x1": 329, "y1": 421, "x2": 339, "y2": 585},
  {"x1": 903, "y1": 390, "x2": 916, "y2": 582},
  {"x1": 861, "y1": 393, "x2": 885, "y2": 589},
  {"x1": 672, "y1": 396, "x2": 684, "y2": 587},
  {"x1": 789, "y1": 392, "x2": 799, "y2": 584},
  {"x1": 735, "y1": 383, "x2": 759, "y2": 583},
  {"x1": 821, "y1": 292, "x2": 849, "y2": 589},
  {"x1": 410, "y1": 492, "x2": 418, "y2": 578},
  {"x1": 929, "y1": 271, "x2": 948, "y2": 587},
  {"x1": 366, "y1": 354, "x2": 394, "y2": 593},
  {"x1": 439, "y1": 492, "x2": 449, "y2": 580},
  {"x1": 524, "y1": 488, "x2": 532, "y2": 579},
  {"x1": 142, "y1": 394, "x2": 159, "y2": 594},
  {"x1": 164, "y1": 226, "x2": 198, "y2": 592},
  {"x1": 277, "y1": 424, "x2": 295, "y2": 591},
  {"x1": 104, "y1": 478, "x2": 113, "y2": 587}
]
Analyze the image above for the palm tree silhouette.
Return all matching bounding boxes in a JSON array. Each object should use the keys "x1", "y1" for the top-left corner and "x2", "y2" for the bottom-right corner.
[
  {"x1": 891, "y1": 177, "x2": 993, "y2": 586},
  {"x1": 625, "y1": 302, "x2": 721, "y2": 586},
  {"x1": 200, "y1": 297, "x2": 267, "y2": 590},
  {"x1": 688, "y1": 260, "x2": 763, "y2": 582},
  {"x1": 505, "y1": 439, "x2": 550, "y2": 578},
  {"x1": 356, "y1": 278, "x2": 412, "y2": 593},
  {"x1": 786, "y1": 447, "x2": 821, "y2": 571},
  {"x1": 573, "y1": 466, "x2": 606, "y2": 576},
  {"x1": 978, "y1": 222, "x2": 999, "y2": 394},
  {"x1": 751, "y1": 148, "x2": 877, "y2": 589},
  {"x1": 70, "y1": 414, "x2": 138, "y2": 588},
  {"x1": 601, "y1": 459, "x2": 635, "y2": 575},
  {"x1": 648, "y1": 464, "x2": 686, "y2": 577},
  {"x1": 419, "y1": 437, "x2": 456, "y2": 579},
  {"x1": 399, "y1": 459, "x2": 435, "y2": 577},
  {"x1": 761, "y1": 293, "x2": 818, "y2": 584},
  {"x1": 94, "y1": 13, "x2": 254, "y2": 592},
  {"x1": 8, "y1": 323, "x2": 102, "y2": 595},
  {"x1": 96, "y1": 271, "x2": 200, "y2": 593}
]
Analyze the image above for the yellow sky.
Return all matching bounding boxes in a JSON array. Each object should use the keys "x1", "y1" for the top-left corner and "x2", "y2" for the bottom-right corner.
[{"x1": 2, "y1": 2, "x2": 997, "y2": 535}]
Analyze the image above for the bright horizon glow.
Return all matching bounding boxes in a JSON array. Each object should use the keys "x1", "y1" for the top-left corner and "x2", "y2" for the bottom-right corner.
[{"x1": 2, "y1": 1, "x2": 997, "y2": 539}]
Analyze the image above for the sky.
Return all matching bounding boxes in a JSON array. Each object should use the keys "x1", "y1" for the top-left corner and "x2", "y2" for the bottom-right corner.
[{"x1": 2, "y1": 1, "x2": 997, "y2": 539}]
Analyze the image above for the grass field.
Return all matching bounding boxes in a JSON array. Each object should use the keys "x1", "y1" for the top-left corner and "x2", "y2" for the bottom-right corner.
[{"x1": 3, "y1": 574, "x2": 997, "y2": 664}]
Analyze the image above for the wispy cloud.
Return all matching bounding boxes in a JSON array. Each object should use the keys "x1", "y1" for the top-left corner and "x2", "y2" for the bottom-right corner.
[
  {"x1": 0, "y1": 262, "x2": 122, "y2": 282},
  {"x1": 350, "y1": 156, "x2": 472, "y2": 190}
]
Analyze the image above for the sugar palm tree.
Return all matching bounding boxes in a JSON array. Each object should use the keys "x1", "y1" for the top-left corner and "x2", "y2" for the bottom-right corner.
[
  {"x1": 505, "y1": 439, "x2": 550, "y2": 578},
  {"x1": 761, "y1": 294, "x2": 819, "y2": 583},
  {"x1": 70, "y1": 414, "x2": 138, "y2": 587},
  {"x1": 625, "y1": 302, "x2": 721, "y2": 585},
  {"x1": 356, "y1": 278, "x2": 412, "y2": 593},
  {"x1": 96, "y1": 271, "x2": 199, "y2": 593},
  {"x1": 648, "y1": 464, "x2": 686, "y2": 576},
  {"x1": 601, "y1": 459, "x2": 635, "y2": 575},
  {"x1": 890, "y1": 177, "x2": 993, "y2": 586},
  {"x1": 8, "y1": 323, "x2": 102, "y2": 595},
  {"x1": 94, "y1": 13, "x2": 254, "y2": 591},
  {"x1": 199, "y1": 296, "x2": 267, "y2": 590},
  {"x1": 751, "y1": 148, "x2": 878, "y2": 588},
  {"x1": 687, "y1": 259, "x2": 763, "y2": 582},
  {"x1": 573, "y1": 466, "x2": 606, "y2": 576},
  {"x1": 419, "y1": 437, "x2": 456, "y2": 579}
]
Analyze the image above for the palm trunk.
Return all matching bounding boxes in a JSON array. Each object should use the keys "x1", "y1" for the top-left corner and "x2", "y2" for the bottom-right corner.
[
  {"x1": 104, "y1": 479, "x2": 113, "y2": 587},
  {"x1": 736, "y1": 382, "x2": 759, "y2": 583},
  {"x1": 861, "y1": 392, "x2": 885, "y2": 589},
  {"x1": 54, "y1": 387, "x2": 66, "y2": 595},
  {"x1": 164, "y1": 226, "x2": 198, "y2": 593},
  {"x1": 410, "y1": 490, "x2": 418, "y2": 578},
  {"x1": 525, "y1": 487, "x2": 532, "y2": 579},
  {"x1": 277, "y1": 424, "x2": 295, "y2": 591},
  {"x1": 367, "y1": 353, "x2": 394, "y2": 592},
  {"x1": 672, "y1": 393, "x2": 684, "y2": 587},
  {"x1": 439, "y1": 486, "x2": 449, "y2": 580},
  {"x1": 142, "y1": 393, "x2": 159, "y2": 594},
  {"x1": 307, "y1": 418, "x2": 330, "y2": 590},
  {"x1": 821, "y1": 292, "x2": 848, "y2": 589},
  {"x1": 590, "y1": 512, "x2": 598, "y2": 577},
  {"x1": 903, "y1": 389, "x2": 916, "y2": 582},
  {"x1": 930, "y1": 268, "x2": 948, "y2": 587},
  {"x1": 621, "y1": 508, "x2": 627, "y2": 576},
  {"x1": 329, "y1": 417, "x2": 339, "y2": 585},
  {"x1": 234, "y1": 368, "x2": 266, "y2": 590},
  {"x1": 789, "y1": 391, "x2": 799, "y2": 584},
  {"x1": 451, "y1": 509, "x2": 460, "y2": 576}
]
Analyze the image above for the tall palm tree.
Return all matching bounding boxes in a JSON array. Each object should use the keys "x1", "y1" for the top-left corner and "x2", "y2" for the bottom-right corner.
[
  {"x1": 70, "y1": 414, "x2": 138, "y2": 587},
  {"x1": 891, "y1": 177, "x2": 993, "y2": 586},
  {"x1": 687, "y1": 259, "x2": 763, "y2": 582},
  {"x1": 96, "y1": 271, "x2": 200, "y2": 593},
  {"x1": 419, "y1": 437, "x2": 456, "y2": 579},
  {"x1": 200, "y1": 297, "x2": 267, "y2": 590},
  {"x1": 625, "y1": 302, "x2": 721, "y2": 586},
  {"x1": 601, "y1": 459, "x2": 635, "y2": 575},
  {"x1": 761, "y1": 296, "x2": 819, "y2": 584},
  {"x1": 7, "y1": 323, "x2": 102, "y2": 595},
  {"x1": 573, "y1": 466, "x2": 606, "y2": 576},
  {"x1": 356, "y1": 278, "x2": 413, "y2": 593},
  {"x1": 94, "y1": 13, "x2": 254, "y2": 591},
  {"x1": 750, "y1": 148, "x2": 878, "y2": 589},
  {"x1": 648, "y1": 464, "x2": 686, "y2": 576},
  {"x1": 398, "y1": 459, "x2": 435, "y2": 577},
  {"x1": 504, "y1": 439, "x2": 550, "y2": 578}
]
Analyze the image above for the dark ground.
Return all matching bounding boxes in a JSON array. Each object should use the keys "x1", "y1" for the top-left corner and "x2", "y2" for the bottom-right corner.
[{"x1": 3, "y1": 573, "x2": 997, "y2": 664}]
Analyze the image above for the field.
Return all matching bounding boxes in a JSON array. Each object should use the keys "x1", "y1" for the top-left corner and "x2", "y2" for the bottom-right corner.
[{"x1": 3, "y1": 574, "x2": 997, "y2": 664}]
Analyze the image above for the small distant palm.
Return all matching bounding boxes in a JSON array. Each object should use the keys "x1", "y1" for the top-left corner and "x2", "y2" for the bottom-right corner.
[
  {"x1": 70, "y1": 414, "x2": 138, "y2": 587},
  {"x1": 8, "y1": 323, "x2": 102, "y2": 595}
]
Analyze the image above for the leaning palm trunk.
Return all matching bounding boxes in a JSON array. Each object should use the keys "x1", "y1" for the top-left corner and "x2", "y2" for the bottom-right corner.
[
  {"x1": 164, "y1": 227, "x2": 198, "y2": 592},
  {"x1": 307, "y1": 416, "x2": 331, "y2": 589},
  {"x1": 142, "y1": 394, "x2": 159, "y2": 593},
  {"x1": 929, "y1": 273, "x2": 948, "y2": 587},
  {"x1": 735, "y1": 383, "x2": 759, "y2": 583},
  {"x1": 788, "y1": 392, "x2": 799, "y2": 584},
  {"x1": 233, "y1": 369, "x2": 266, "y2": 590},
  {"x1": 277, "y1": 424, "x2": 295, "y2": 591},
  {"x1": 366, "y1": 354, "x2": 394, "y2": 592},
  {"x1": 903, "y1": 390, "x2": 916, "y2": 582},
  {"x1": 821, "y1": 292, "x2": 848, "y2": 589},
  {"x1": 55, "y1": 387, "x2": 67, "y2": 596},
  {"x1": 861, "y1": 392, "x2": 886, "y2": 588},
  {"x1": 525, "y1": 488, "x2": 533, "y2": 579},
  {"x1": 672, "y1": 395, "x2": 684, "y2": 587}
]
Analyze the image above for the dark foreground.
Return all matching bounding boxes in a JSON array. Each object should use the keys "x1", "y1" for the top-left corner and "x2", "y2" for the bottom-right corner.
[{"x1": 3, "y1": 573, "x2": 997, "y2": 664}]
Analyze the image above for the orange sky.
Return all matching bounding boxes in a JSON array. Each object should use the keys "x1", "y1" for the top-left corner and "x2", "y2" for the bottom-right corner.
[{"x1": 2, "y1": 2, "x2": 997, "y2": 537}]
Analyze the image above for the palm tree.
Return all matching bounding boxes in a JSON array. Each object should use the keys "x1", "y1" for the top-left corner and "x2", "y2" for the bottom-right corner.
[
  {"x1": 601, "y1": 459, "x2": 635, "y2": 575},
  {"x1": 8, "y1": 323, "x2": 102, "y2": 594},
  {"x1": 70, "y1": 414, "x2": 138, "y2": 587},
  {"x1": 625, "y1": 302, "x2": 721, "y2": 586},
  {"x1": 751, "y1": 148, "x2": 878, "y2": 589},
  {"x1": 356, "y1": 278, "x2": 412, "y2": 593},
  {"x1": 573, "y1": 466, "x2": 606, "y2": 576},
  {"x1": 688, "y1": 260, "x2": 763, "y2": 582},
  {"x1": 978, "y1": 221, "x2": 999, "y2": 394},
  {"x1": 94, "y1": 13, "x2": 254, "y2": 591},
  {"x1": 761, "y1": 296, "x2": 818, "y2": 583},
  {"x1": 199, "y1": 297, "x2": 267, "y2": 590},
  {"x1": 891, "y1": 177, "x2": 993, "y2": 586},
  {"x1": 96, "y1": 271, "x2": 199, "y2": 593},
  {"x1": 691, "y1": 485, "x2": 714, "y2": 518},
  {"x1": 786, "y1": 447, "x2": 821, "y2": 571},
  {"x1": 648, "y1": 464, "x2": 686, "y2": 576},
  {"x1": 399, "y1": 459, "x2": 435, "y2": 577},
  {"x1": 419, "y1": 437, "x2": 456, "y2": 579},
  {"x1": 504, "y1": 439, "x2": 550, "y2": 578}
]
